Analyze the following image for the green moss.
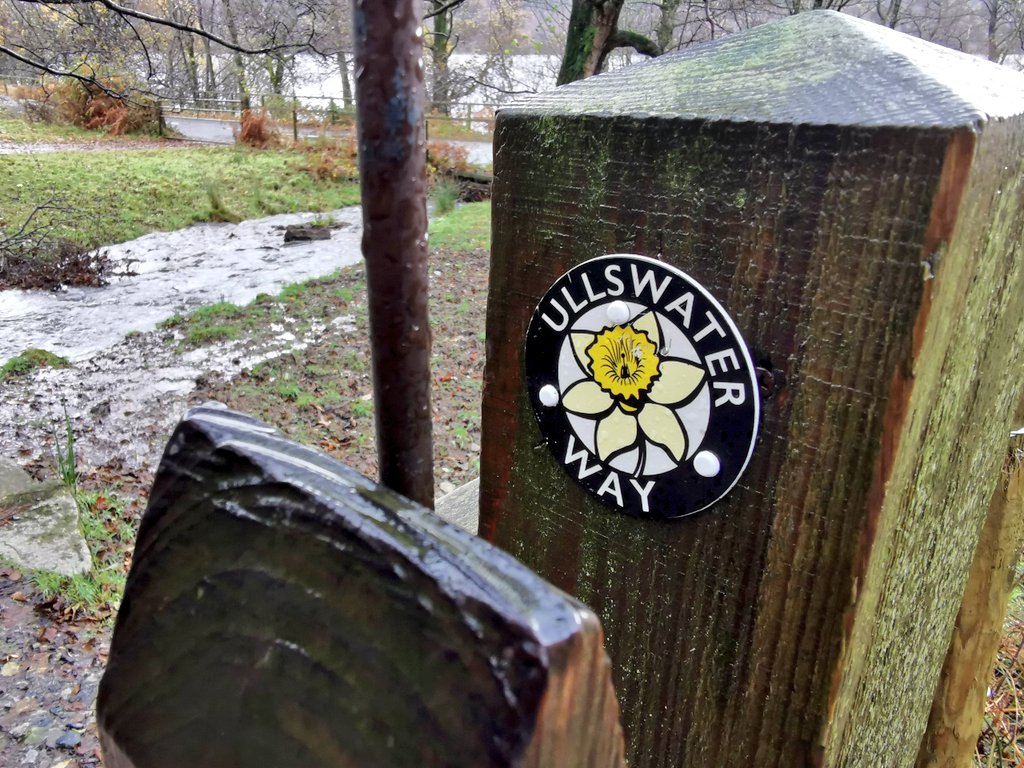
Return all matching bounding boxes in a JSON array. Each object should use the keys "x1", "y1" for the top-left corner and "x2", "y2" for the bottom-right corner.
[{"x1": 0, "y1": 349, "x2": 70, "y2": 380}]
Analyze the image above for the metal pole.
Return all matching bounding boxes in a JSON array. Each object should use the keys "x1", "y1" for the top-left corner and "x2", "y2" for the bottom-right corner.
[{"x1": 352, "y1": 0, "x2": 434, "y2": 507}]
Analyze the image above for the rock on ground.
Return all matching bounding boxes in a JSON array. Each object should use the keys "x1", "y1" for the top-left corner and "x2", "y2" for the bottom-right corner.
[{"x1": 0, "y1": 460, "x2": 91, "y2": 576}]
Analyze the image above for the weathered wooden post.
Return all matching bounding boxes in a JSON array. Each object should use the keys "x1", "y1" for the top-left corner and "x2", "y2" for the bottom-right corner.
[
  {"x1": 97, "y1": 406, "x2": 626, "y2": 768},
  {"x1": 481, "y1": 11, "x2": 1024, "y2": 767},
  {"x1": 353, "y1": 0, "x2": 434, "y2": 506}
]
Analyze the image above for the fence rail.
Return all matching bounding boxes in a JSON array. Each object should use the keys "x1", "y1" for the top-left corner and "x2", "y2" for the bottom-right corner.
[
  {"x1": 163, "y1": 96, "x2": 496, "y2": 143},
  {"x1": 0, "y1": 76, "x2": 496, "y2": 149}
]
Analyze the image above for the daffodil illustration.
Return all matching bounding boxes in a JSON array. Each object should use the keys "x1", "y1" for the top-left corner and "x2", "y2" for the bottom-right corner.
[{"x1": 561, "y1": 311, "x2": 705, "y2": 465}]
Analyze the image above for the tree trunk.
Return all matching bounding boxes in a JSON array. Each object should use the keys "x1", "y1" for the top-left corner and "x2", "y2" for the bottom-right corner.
[
  {"x1": 656, "y1": 0, "x2": 682, "y2": 51},
  {"x1": 337, "y1": 49, "x2": 353, "y2": 109},
  {"x1": 193, "y1": 0, "x2": 216, "y2": 99},
  {"x1": 265, "y1": 55, "x2": 287, "y2": 95},
  {"x1": 177, "y1": 28, "x2": 200, "y2": 102},
  {"x1": 557, "y1": 0, "x2": 626, "y2": 85},
  {"x1": 431, "y1": 2, "x2": 451, "y2": 115},
  {"x1": 221, "y1": 0, "x2": 250, "y2": 111},
  {"x1": 987, "y1": 0, "x2": 1003, "y2": 62}
]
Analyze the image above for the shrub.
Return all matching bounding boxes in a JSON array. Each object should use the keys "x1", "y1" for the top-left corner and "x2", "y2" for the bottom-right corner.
[
  {"x1": 426, "y1": 141, "x2": 472, "y2": 177},
  {"x1": 431, "y1": 178, "x2": 460, "y2": 216},
  {"x1": 51, "y1": 78, "x2": 158, "y2": 135},
  {"x1": 302, "y1": 134, "x2": 359, "y2": 181},
  {"x1": 236, "y1": 108, "x2": 281, "y2": 149},
  {"x1": 10, "y1": 84, "x2": 47, "y2": 102}
]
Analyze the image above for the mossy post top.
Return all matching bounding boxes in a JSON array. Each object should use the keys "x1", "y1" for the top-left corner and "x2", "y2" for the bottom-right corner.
[{"x1": 502, "y1": 10, "x2": 1024, "y2": 129}]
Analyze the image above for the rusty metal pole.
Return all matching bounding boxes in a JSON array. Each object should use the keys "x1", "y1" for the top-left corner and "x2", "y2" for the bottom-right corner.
[{"x1": 352, "y1": 0, "x2": 434, "y2": 507}]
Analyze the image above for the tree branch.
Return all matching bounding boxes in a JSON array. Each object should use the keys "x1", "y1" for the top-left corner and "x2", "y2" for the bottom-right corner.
[
  {"x1": 606, "y1": 30, "x2": 663, "y2": 58},
  {"x1": 424, "y1": 0, "x2": 467, "y2": 20},
  {"x1": 0, "y1": 44, "x2": 130, "y2": 96},
  {"x1": 15, "y1": 0, "x2": 308, "y2": 56}
]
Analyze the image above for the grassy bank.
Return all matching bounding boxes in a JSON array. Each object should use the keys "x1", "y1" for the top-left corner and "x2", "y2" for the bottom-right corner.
[
  {"x1": 0, "y1": 116, "x2": 100, "y2": 143},
  {"x1": 0, "y1": 146, "x2": 360, "y2": 250}
]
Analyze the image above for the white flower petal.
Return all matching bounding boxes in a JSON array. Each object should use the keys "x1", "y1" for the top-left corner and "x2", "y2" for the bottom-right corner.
[
  {"x1": 631, "y1": 310, "x2": 660, "y2": 346},
  {"x1": 649, "y1": 360, "x2": 705, "y2": 405},
  {"x1": 638, "y1": 404, "x2": 687, "y2": 461},
  {"x1": 571, "y1": 332, "x2": 596, "y2": 372},
  {"x1": 597, "y1": 408, "x2": 638, "y2": 461},
  {"x1": 562, "y1": 380, "x2": 614, "y2": 415}
]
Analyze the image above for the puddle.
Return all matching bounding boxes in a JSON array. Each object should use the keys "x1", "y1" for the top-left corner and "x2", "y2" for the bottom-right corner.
[{"x1": 0, "y1": 207, "x2": 364, "y2": 362}]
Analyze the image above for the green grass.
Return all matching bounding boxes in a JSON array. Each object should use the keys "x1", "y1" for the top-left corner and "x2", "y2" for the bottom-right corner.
[
  {"x1": 0, "y1": 146, "x2": 360, "y2": 250},
  {"x1": 428, "y1": 201, "x2": 490, "y2": 251},
  {"x1": 0, "y1": 116, "x2": 98, "y2": 143},
  {"x1": 159, "y1": 300, "x2": 274, "y2": 348},
  {"x1": 28, "y1": 487, "x2": 136, "y2": 620},
  {"x1": 0, "y1": 348, "x2": 70, "y2": 380}
]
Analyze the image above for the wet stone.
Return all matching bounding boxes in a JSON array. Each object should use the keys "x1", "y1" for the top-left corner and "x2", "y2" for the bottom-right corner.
[
  {"x1": 54, "y1": 731, "x2": 81, "y2": 750},
  {"x1": 283, "y1": 224, "x2": 333, "y2": 242},
  {"x1": 20, "y1": 727, "x2": 47, "y2": 747},
  {"x1": 0, "y1": 481, "x2": 91, "y2": 576},
  {"x1": 0, "y1": 460, "x2": 33, "y2": 498}
]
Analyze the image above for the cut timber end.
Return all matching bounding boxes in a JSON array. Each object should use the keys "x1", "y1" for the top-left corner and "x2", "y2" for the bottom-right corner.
[
  {"x1": 97, "y1": 405, "x2": 625, "y2": 768},
  {"x1": 481, "y1": 11, "x2": 1024, "y2": 768}
]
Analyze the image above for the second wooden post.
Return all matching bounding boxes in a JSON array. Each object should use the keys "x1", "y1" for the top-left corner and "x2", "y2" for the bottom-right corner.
[{"x1": 481, "y1": 11, "x2": 1024, "y2": 767}]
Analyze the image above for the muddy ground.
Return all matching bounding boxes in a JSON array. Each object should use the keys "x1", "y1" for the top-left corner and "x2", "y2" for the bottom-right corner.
[{"x1": 0, "y1": 244, "x2": 489, "y2": 767}]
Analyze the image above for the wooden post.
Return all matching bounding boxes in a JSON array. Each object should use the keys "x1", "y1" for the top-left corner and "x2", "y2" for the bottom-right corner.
[
  {"x1": 97, "y1": 405, "x2": 626, "y2": 768},
  {"x1": 480, "y1": 11, "x2": 1024, "y2": 768},
  {"x1": 352, "y1": 0, "x2": 434, "y2": 507},
  {"x1": 916, "y1": 405, "x2": 1024, "y2": 768}
]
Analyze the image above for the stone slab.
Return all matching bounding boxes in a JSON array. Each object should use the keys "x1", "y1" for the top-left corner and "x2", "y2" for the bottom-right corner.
[
  {"x1": 0, "y1": 481, "x2": 91, "y2": 576},
  {"x1": 0, "y1": 459, "x2": 35, "y2": 498},
  {"x1": 435, "y1": 478, "x2": 479, "y2": 535}
]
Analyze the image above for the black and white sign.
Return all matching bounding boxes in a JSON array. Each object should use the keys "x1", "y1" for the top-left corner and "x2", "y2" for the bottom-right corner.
[{"x1": 525, "y1": 254, "x2": 760, "y2": 518}]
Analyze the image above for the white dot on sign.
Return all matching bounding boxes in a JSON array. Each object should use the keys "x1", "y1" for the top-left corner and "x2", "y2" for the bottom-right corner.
[
  {"x1": 606, "y1": 300, "x2": 630, "y2": 325},
  {"x1": 693, "y1": 451, "x2": 721, "y2": 478},
  {"x1": 539, "y1": 385, "x2": 560, "y2": 407}
]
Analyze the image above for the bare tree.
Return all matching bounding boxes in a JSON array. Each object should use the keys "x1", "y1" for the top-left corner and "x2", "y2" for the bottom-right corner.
[
  {"x1": 556, "y1": 0, "x2": 661, "y2": 84},
  {"x1": 0, "y1": 0, "x2": 334, "y2": 100}
]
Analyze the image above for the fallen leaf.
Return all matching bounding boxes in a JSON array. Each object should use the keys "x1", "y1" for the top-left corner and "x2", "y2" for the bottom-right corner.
[
  {"x1": 11, "y1": 591, "x2": 29, "y2": 602},
  {"x1": 38, "y1": 626, "x2": 58, "y2": 643},
  {"x1": 1, "y1": 661, "x2": 20, "y2": 676}
]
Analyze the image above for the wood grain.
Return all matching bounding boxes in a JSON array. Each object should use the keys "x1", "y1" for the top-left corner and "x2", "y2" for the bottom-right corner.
[
  {"x1": 480, "y1": 13, "x2": 1024, "y2": 768},
  {"x1": 915, "y1": 404, "x2": 1024, "y2": 768},
  {"x1": 98, "y1": 405, "x2": 625, "y2": 768}
]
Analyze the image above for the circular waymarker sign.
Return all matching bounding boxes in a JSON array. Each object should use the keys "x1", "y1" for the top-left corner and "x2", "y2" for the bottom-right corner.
[{"x1": 524, "y1": 254, "x2": 760, "y2": 519}]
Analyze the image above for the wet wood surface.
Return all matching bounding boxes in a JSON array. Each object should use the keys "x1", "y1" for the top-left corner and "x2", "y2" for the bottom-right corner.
[
  {"x1": 916, "y1": 402, "x2": 1024, "y2": 768},
  {"x1": 481, "y1": 12, "x2": 1024, "y2": 768},
  {"x1": 353, "y1": 0, "x2": 434, "y2": 506},
  {"x1": 97, "y1": 405, "x2": 625, "y2": 768}
]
